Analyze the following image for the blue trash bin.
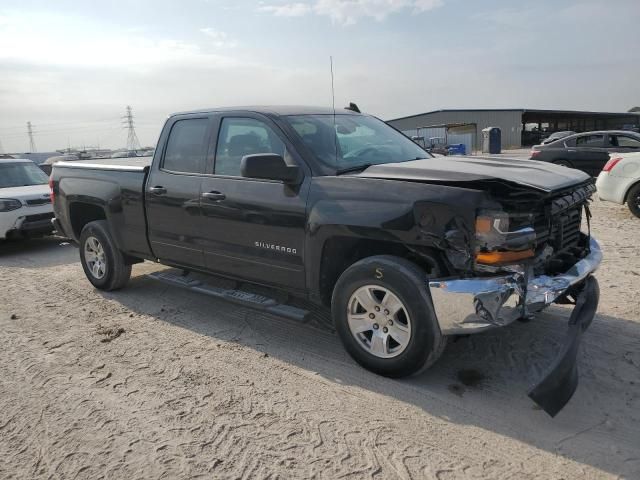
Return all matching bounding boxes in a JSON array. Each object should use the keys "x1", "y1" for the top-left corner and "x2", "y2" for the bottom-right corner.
[{"x1": 447, "y1": 143, "x2": 466, "y2": 156}]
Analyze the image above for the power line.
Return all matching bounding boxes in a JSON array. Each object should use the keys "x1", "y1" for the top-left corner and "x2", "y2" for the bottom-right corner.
[
  {"x1": 27, "y1": 121, "x2": 37, "y2": 153},
  {"x1": 0, "y1": 117, "x2": 119, "y2": 132},
  {"x1": 122, "y1": 105, "x2": 141, "y2": 151},
  {"x1": 0, "y1": 123, "x2": 124, "y2": 139}
]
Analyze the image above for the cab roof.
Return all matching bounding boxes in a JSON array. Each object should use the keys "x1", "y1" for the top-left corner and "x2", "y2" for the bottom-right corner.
[{"x1": 170, "y1": 105, "x2": 363, "y2": 117}]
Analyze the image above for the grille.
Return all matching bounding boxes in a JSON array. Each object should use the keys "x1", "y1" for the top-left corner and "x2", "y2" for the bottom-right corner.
[
  {"x1": 25, "y1": 212, "x2": 54, "y2": 223},
  {"x1": 534, "y1": 205, "x2": 582, "y2": 252},
  {"x1": 26, "y1": 197, "x2": 51, "y2": 206}
]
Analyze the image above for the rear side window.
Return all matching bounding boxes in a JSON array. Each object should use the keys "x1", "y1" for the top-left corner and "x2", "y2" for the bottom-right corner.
[
  {"x1": 575, "y1": 134, "x2": 604, "y2": 147},
  {"x1": 214, "y1": 117, "x2": 286, "y2": 177},
  {"x1": 163, "y1": 119, "x2": 209, "y2": 173},
  {"x1": 609, "y1": 135, "x2": 640, "y2": 148}
]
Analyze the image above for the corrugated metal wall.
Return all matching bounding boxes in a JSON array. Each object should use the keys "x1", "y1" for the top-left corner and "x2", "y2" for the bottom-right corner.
[
  {"x1": 401, "y1": 127, "x2": 474, "y2": 155},
  {"x1": 388, "y1": 110, "x2": 524, "y2": 151}
]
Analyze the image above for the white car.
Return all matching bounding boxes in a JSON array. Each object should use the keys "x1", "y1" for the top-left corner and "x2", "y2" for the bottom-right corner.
[
  {"x1": 595, "y1": 152, "x2": 640, "y2": 218},
  {"x1": 0, "y1": 158, "x2": 55, "y2": 239}
]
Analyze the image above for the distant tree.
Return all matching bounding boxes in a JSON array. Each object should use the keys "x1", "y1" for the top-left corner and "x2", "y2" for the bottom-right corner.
[{"x1": 629, "y1": 106, "x2": 640, "y2": 112}]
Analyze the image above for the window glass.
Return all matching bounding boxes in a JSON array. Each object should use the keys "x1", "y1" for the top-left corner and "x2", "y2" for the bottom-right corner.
[
  {"x1": 0, "y1": 162, "x2": 48, "y2": 187},
  {"x1": 286, "y1": 114, "x2": 429, "y2": 169},
  {"x1": 575, "y1": 134, "x2": 604, "y2": 147},
  {"x1": 163, "y1": 119, "x2": 209, "y2": 173},
  {"x1": 610, "y1": 135, "x2": 640, "y2": 148},
  {"x1": 215, "y1": 118, "x2": 286, "y2": 176}
]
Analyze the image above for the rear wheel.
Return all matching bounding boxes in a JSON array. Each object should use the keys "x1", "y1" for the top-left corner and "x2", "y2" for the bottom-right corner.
[
  {"x1": 553, "y1": 159, "x2": 572, "y2": 168},
  {"x1": 79, "y1": 220, "x2": 131, "y2": 291},
  {"x1": 332, "y1": 255, "x2": 446, "y2": 378},
  {"x1": 627, "y1": 183, "x2": 640, "y2": 218}
]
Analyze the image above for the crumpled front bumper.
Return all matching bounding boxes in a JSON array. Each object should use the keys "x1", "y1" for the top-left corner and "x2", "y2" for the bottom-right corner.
[
  {"x1": 428, "y1": 237, "x2": 602, "y2": 334},
  {"x1": 428, "y1": 236, "x2": 602, "y2": 416}
]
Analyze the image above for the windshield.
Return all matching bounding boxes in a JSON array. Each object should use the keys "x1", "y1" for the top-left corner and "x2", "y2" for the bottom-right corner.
[
  {"x1": 0, "y1": 162, "x2": 49, "y2": 188},
  {"x1": 285, "y1": 114, "x2": 430, "y2": 171}
]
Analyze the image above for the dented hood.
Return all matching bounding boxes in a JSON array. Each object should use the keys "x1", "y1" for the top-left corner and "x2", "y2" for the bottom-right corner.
[{"x1": 358, "y1": 156, "x2": 592, "y2": 193}]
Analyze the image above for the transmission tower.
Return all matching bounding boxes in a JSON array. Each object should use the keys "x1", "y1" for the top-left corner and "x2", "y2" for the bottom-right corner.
[
  {"x1": 27, "y1": 121, "x2": 37, "y2": 152},
  {"x1": 122, "y1": 105, "x2": 141, "y2": 152}
]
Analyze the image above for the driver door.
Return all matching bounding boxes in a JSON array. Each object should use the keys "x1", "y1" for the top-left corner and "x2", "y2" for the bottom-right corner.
[{"x1": 199, "y1": 113, "x2": 310, "y2": 290}]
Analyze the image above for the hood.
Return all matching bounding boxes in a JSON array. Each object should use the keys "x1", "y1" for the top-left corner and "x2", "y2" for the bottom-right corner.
[
  {"x1": 0, "y1": 183, "x2": 50, "y2": 202},
  {"x1": 357, "y1": 156, "x2": 592, "y2": 193}
]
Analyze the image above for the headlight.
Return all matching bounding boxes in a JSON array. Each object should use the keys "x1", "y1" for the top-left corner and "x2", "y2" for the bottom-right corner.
[
  {"x1": 0, "y1": 198, "x2": 22, "y2": 212},
  {"x1": 475, "y1": 209, "x2": 536, "y2": 265}
]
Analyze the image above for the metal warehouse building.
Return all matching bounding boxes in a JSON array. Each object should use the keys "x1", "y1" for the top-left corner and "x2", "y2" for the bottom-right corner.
[{"x1": 387, "y1": 109, "x2": 640, "y2": 152}]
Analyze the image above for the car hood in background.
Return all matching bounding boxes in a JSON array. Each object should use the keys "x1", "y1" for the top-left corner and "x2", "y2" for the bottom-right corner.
[
  {"x1": 357, "y1": 156, "x2": 592, "y2": 192},
  {"x1": 0, "y1": 183, "x2": 51, "y2": 201}
]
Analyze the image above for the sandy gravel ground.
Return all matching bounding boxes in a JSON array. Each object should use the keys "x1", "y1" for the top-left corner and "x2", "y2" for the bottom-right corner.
[{"x1": 0, "y1": 198, "x2": 639, "y2": 479}]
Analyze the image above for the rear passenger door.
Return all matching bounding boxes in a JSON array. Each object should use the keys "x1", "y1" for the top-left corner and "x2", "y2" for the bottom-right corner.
[
  {"x1": 199, "y1": 113, "x2": 309, "y2": 290},
  {"x1": 145, "y1": 115, "x2": 213, "y2": 267},
  {"x1": 573, "y1": 134, "x2": 608, "y2": 176}
]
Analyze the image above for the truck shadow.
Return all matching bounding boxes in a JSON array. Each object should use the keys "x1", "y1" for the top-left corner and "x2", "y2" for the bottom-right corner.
[
  {"x1": 0, "y1": 236, "x2": 77, "y2": 268},
  {"x1": 105, "y1": 269, "x2": 640, "y2": 478}
]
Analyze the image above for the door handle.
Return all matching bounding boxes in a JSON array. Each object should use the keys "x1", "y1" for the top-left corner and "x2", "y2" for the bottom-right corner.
[
  {"x1": 201, "y1": 191, "x2": 226, "y2": 201},
  {"x1": 149, "y1": 186, "x2": 167, "y2": 195}
]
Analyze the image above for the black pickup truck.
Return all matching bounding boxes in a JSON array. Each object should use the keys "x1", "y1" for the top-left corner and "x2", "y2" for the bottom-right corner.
[{"x1": 51, "y1": 106, "x2": 602, "y2": 416}]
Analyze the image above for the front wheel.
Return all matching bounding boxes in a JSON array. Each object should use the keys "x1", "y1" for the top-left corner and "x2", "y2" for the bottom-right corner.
[
  {"x1": 79, "y1": 220, "x2": 131, "y2": 291},
  {"x1": 627, "y1": 183, "x2": 640, "y2": 218},
  {"x1": 332, "y1": 255, "x2": 446, "y2": 378}
]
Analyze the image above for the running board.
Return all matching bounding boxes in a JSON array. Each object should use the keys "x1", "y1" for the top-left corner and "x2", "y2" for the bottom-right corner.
[{"x1": 148, "y1": 270, "x2": 309, "y2": 322}]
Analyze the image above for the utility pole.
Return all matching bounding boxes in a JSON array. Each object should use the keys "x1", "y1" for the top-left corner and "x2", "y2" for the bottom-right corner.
[
  {"x1": 27, "y1": 121, "x2": 37, "y2": 152},
  {"x1": 122, "y1": 105, "x2": 141, "y2": 152}
]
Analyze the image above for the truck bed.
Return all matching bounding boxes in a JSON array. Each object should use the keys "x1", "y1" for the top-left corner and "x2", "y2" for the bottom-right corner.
[{"x1": 51, "y1": 156, "x2": 152, "y2": 259}]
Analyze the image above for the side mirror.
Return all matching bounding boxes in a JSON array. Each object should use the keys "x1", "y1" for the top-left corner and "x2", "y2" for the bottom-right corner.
[{"x1": 240, "y1": 154, "x2": 300, "y2": 184}]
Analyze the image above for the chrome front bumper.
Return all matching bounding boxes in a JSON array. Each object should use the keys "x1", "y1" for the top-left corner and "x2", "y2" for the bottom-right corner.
[{"x1": 429, "y1": 237, "x2": 602, "y2": 335}]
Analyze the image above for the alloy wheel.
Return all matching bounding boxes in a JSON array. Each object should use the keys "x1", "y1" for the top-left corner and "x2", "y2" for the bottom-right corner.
[
  {"x1": 347, "y1": 285, "x2": 412, "y2": 359},
  {"x1": 84, "y1": 236, "x2": 107, "y2": 280}
]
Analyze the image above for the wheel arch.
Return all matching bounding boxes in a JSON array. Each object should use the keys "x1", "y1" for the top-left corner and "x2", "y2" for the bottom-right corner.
[
  {"x1": 316, "y1": 236, "x2": 446, "y2": 307},
  {"x1": 553, "y1": 158, "x2": 573, "y2": 167},
  {"x1": 69, "y1": 201, "x2": 107, "y2": 239}
]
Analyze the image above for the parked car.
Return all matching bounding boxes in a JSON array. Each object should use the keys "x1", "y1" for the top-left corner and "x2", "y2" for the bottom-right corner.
[
  {"x1": 541, "y1": 131, "x2": 575, "y2": 145},
  {"x1": 0, "y1": 158, "x2": 54, "y2": 240},
  {"x1": 51, "y1": 106, "x2": 602, "y2": 416},
  {"x1": 595, "y1": 151, "x2": 640, "y2": 218},
  {"x1": 530, "y1": 130, "x2": 640, "y2": 176}
]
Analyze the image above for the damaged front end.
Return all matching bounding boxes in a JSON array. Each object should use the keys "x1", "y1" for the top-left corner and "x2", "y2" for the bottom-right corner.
[{"x1": 425, "y1": 181, "x2": 601, "y2": 416}]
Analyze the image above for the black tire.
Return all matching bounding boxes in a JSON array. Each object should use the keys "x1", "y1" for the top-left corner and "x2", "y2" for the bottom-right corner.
[
  {"x1": 331, "y1": 255, "x2": 446, "y2": 378},
  {"x1": 553, "y1": 159, "x2": 573, "y2": 168},
  {"x1": 79, "y1": 220, "x2": 131, "y2": 291},
  {"x1": 627, "y1": 183, "x2": 640, "y2": 219}
]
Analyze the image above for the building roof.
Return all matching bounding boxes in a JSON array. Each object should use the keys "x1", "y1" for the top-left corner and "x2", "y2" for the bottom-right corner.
[{"x1": 388, "y1": 108, "x2": 640, "y2": 122}]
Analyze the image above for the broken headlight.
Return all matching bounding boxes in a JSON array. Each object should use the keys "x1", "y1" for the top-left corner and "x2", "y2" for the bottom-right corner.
[{"x1": 475, "y1": 210, "x2": 536, "y2": 265}]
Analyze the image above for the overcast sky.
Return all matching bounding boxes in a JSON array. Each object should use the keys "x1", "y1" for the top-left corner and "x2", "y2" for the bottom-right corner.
[{"x1": 1, "y1": 0, "x2": 639, "y2": 152}]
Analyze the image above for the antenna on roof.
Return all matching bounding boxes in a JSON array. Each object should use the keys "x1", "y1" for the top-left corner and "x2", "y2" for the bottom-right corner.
[
  {"x1": 330, "y1": 56, "x2": 336, "y2": 116},
  {"x1": 330, "y1": 56, "x2": 339, "y2": 167}
]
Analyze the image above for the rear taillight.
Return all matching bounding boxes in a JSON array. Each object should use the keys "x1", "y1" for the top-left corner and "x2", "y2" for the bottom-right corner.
[
  {"x1": 602, "y1": 157, "x2": 622, "y2": 173},
  {"x1": 48, "y1": 177, "x2": 55, "y2": 204},
  {"x1": 530, "y1": 150, "x2": 540, "y2": 158}
]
